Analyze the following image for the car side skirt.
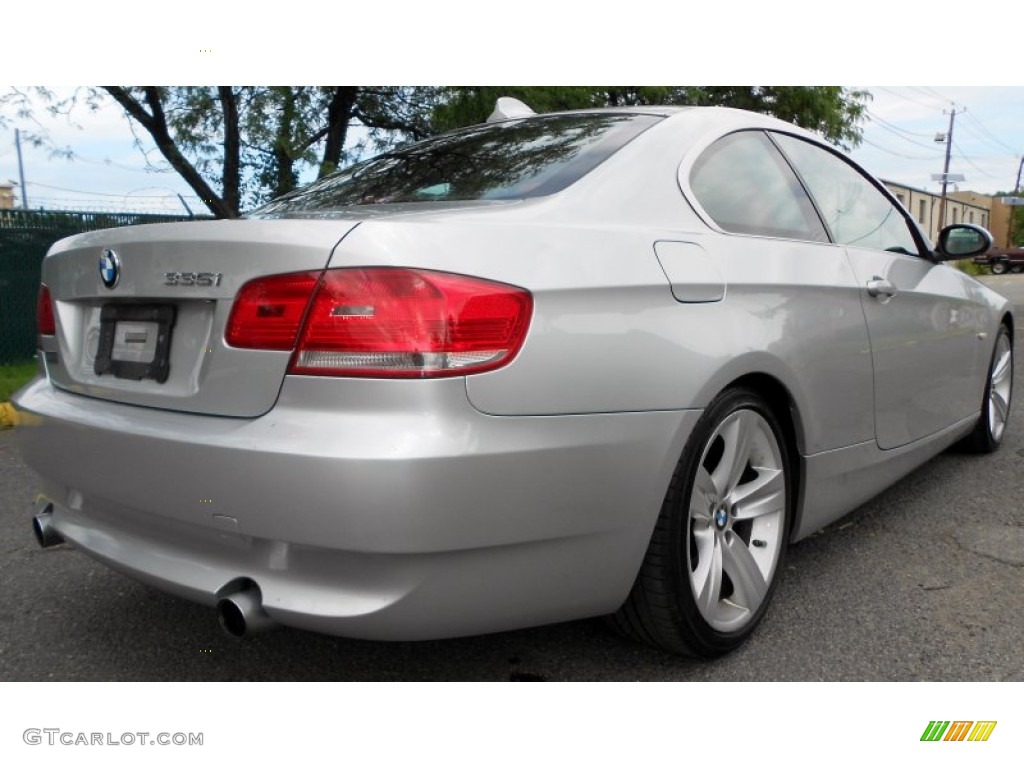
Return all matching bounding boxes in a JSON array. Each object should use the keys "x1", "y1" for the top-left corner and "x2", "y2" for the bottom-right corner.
[{"x1": 794, "y1": 413, "x2": 978, "y2": 541}]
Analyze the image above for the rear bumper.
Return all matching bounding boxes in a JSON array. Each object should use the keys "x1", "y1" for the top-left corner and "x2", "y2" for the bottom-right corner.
[{"x1": 14, "y1": 376, "x2": 698, "y2": 639}]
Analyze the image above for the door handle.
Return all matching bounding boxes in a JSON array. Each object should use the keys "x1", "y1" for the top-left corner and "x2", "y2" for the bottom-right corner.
[{"x1": 866, "y1": 277, "x2": 898, "y2": 300}]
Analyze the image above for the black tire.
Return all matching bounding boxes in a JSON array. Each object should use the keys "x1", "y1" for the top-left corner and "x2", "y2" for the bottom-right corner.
[
  {"x1": 610, "y1": 387, "x2": 793, "y2": 657},
  {"x1": 959, "y1": 325, "x2": 1013, "y2": 454},
  {"x1": 991, "y1": 260, "x2": 1008, "y2": 275},
  {"x1": 1011, "y1": 265, "x2": 1023, "y2": 274}
]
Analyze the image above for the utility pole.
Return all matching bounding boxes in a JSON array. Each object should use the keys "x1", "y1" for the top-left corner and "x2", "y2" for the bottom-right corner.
[
  {"x1": 14, "y1": 129, "x2": 28, "y2": 209},
  {"x1": 935, "y1": 105, "x2": 963, "y2": 231},
  {"x1": 1007, "y1": 155, "x2": 1024, "y2": 247}
]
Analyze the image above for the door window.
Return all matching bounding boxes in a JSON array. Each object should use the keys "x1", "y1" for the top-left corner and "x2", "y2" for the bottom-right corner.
[{"x1": 772, "y1": 133, "x2": 919, "y2": 255}]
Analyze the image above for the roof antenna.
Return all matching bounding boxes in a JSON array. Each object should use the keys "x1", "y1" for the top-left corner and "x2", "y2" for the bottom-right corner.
[{"x1": 487, "y1": 97, "x2": 536, "y2": 123}]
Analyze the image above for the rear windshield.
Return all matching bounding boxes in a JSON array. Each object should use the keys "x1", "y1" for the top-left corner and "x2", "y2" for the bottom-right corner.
[{"x1": 253, "y1": 113, "x2": 662, "y2": 214}]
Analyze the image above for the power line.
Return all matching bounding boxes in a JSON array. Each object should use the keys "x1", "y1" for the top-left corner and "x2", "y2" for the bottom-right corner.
[
  {"x1": 908, "y1": 86, "x2": 952, "y2": 107},
  {"x1": 26, "y1": 180, "x2": 201, "y2": 200},
  {"x1": 952, "y1": 139, "x2": 1002, "y2": 181},
  {"x1": 956, "y1": 116, "x2": 1008, "y2": 153},
  {"x1": 962, "y1": 111, "x2": 1019, "y2": 154},
  {"x1": 73, "y1": 154, "x2": 173, "y2": 173},
  {"x1": 871, "y1": 89, "x2": 1020, "y2": 159},
  {"x1": 867, "y1": 115, "x2": 944, "y2": 153},
  {"x1": 861, "y1": 137, "x2": 938, "y2": 161},
  {"x1": 866, "y1": 110, "x2": 934, "y2": 139},
  {"x1": 873, "y1": 86, "x2": 945, "y2": 111}
]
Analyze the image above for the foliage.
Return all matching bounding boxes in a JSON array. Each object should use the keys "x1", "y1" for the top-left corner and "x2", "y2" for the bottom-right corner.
[
  {"x1": 0, "y1": 87, "x2": 80, "y2": 159},
  {"x1": 97, "y1": 87, "x2": 443, "y2": 217},
  {"x1": 0, "y1": 361, "x2": 37, "y2": 402},
  {"x1": 3, "y1": 86, "x2": 870, "y2": 219},
  {"x1": 953, "y1": 259, "x2": 986, "y2": 276},
  {"x1": 431, "y1": 87, "x2": 870, "y2": 148}
]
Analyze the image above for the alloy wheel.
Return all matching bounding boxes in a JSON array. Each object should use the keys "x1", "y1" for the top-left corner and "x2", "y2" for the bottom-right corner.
[
  {"x1": 989, "y1": 333, "x2": 1012, "y2": 442},
  {"x1": 687, "y1": 409, "x2": 786, "y2": 632}
]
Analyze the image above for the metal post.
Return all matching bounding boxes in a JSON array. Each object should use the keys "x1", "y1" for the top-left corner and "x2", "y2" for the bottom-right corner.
[
  {"x1": 1011, "y1": 156, "x2": 1024, "y2": 246},
  {"x1": 937, "y1": 107, "x2": 958, "y2": 231},
  {"x1": 177, "y1": 193, "x2": 195, "y2": 218},
  {"x1": 14, "y1": 128, "x2": 28, "y2": 208}
]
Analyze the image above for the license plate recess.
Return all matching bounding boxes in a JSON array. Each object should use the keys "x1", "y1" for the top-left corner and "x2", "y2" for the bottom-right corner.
[{"x1": 94, "y1": 304, "x2": 176, "y2": 383}]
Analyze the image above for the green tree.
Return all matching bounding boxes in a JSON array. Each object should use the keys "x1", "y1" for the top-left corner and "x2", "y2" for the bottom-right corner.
[
  {"x1": 3, "y1": 86, "x2": 870, "y2": 219},
  {"x1": 432, "y1": 86, "x2": 869, "y2": 148},
  {"x1": 100, "y1": 86, "x2": 440, "y2": 218}
]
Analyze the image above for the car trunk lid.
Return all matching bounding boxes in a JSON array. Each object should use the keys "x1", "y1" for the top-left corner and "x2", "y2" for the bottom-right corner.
[{"x1": 41, "y1": 219, "x2": 359, "y2": 417}]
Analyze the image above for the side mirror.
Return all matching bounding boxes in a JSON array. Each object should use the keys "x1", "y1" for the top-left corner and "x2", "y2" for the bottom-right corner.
[{"x1": 934, "y1": 224, "x2": 992, "y2": 261}]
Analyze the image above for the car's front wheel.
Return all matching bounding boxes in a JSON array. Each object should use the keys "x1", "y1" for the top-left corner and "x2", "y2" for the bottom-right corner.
[
  {"x1": 611, "y1": 388, "x2": 792, "y2": 657},
  {"x1": 991, "y1": 260, "x2": 1009, "y2": 275}
]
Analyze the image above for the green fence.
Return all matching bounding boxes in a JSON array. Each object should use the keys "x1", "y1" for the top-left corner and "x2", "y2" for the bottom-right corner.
[{"x1": 0, "y1": 209, "x2": 201, "y2": 364}]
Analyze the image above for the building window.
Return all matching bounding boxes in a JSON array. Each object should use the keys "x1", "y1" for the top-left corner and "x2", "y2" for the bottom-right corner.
[
  {"x1": 952, "y1": 208, "x2": 959, "y2": 224},
  {"x1": 969, "y1": 210, "x2": 974, "y2": 224},
  {"x1": 896, "y1": 193, "x2": 905, "y2": 208},
  {"x1": 919, "y1": 200, "x2": 926, "y2": 224}
]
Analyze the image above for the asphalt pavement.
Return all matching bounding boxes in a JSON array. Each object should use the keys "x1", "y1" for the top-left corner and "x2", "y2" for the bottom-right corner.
[{"x1": 1, "y1": 275, "x2": 1022, "y2": 681}]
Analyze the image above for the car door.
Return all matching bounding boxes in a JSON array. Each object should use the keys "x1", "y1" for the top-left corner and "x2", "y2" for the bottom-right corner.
[
  {"x1": 771, "y1": 132, "x2": 986, "y2": 450},
  {"x1": 682, "y1": 129, "x2": 875, "y2": 455}
]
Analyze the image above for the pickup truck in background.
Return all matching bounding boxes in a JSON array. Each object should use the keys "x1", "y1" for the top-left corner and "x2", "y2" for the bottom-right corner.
[{"x1": 974, "y1": 246, "x2": 1024, "y2": 274}]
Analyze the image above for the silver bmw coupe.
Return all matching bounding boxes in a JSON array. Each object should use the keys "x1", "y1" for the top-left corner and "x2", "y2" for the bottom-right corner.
[{"x1": 14, "y1": 101, "x2": 1014, "y2": 656}]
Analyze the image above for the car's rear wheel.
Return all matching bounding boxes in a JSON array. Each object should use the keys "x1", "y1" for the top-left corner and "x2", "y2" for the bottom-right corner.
[
  {"x1": 1011, "y1": 265, "x2": 1023, "y2": 274},
  {"x1": 960, "y1": 325, "x2": 1013, "y2": 453},
  {"x1": 991, "y1": 261, "x2": 1008, "y2": 275},
  {"x1": 611, "y1": 388, "x2": 792, "y2": 657}
]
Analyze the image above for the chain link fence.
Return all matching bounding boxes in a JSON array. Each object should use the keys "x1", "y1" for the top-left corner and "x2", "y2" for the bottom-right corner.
[{"x1": 0, "y1": 209, "x2": 200, "y2": 364}]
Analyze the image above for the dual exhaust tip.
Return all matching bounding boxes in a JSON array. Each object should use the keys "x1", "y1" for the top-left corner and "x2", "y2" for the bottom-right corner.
[{"x1": 31, "y1": 499, "x2": 276, "y2": 638}]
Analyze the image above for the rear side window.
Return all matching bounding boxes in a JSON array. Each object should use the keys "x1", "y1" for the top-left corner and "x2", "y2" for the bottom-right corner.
[
  {"x1": 254, "y1": 113, "x2": 662, "y2": 214},
  {"x1": 689, "y1": 131, "x2": 828, "y2": 242}
]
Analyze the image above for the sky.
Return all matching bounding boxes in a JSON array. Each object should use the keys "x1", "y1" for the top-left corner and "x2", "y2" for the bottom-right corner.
[
  {"x1": 3, "y1": 6, "x2": 1024, "y2": 764},
  {"x1": 2, "y1": 85, "x2": 1020, "y2": 216},
  {"x1": 2, "y1": 2, "x2": 1021, "y2": 218},
  {"x1": 850, "y1": 86, "x2": 1023, "y2": 194}
]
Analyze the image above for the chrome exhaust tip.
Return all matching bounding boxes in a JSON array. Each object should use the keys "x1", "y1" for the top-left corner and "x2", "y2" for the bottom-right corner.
[
  {"x1": 216, "y1": 586, "x2": 278, "y2": 638},
  {"x1": 32, "y1": 502, "x2": 63, "y2": 548}
]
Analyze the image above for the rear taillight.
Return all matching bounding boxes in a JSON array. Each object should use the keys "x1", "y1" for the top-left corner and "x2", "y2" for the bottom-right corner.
[
  {"x1": 37, "y1": 284, "x2": 56, "y2": 336},
  {"x1": 292, "y1": 268, "x2": 532, "y2": 378},
  {"x1": 225, "y1": 271, "x2": 321, "y2": 350},
  {"x1": 225, "y1": 267, "x2": 532, "y2": 378}
]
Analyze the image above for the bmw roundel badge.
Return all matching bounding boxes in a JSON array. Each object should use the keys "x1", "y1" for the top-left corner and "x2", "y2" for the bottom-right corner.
[{"x1": 99, "y1": 249, "x2": 120, "y2": 289}]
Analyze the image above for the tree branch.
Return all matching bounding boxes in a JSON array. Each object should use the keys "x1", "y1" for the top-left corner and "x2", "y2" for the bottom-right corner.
[{"x1": 102, "y1": 86, "x2": 231, "y2": 218}]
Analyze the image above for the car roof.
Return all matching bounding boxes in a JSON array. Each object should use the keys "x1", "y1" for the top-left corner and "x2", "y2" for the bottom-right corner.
[
  {"x1": 486, "y1": 105, "x2": 690, "y2": 123},
  {"x1": 485, "y1": 105, "x2": 825, "y2": 145}
]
